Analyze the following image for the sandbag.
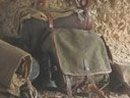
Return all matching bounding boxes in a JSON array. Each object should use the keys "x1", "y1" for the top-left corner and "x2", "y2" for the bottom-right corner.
[{"x1": 0, "y1": 40, "x2": 32, "y2": 97}]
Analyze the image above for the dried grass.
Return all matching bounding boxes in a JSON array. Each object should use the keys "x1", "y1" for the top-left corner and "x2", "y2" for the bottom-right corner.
[{"x1": 91, "y1": 0, "x2": 130, "y2": 64}]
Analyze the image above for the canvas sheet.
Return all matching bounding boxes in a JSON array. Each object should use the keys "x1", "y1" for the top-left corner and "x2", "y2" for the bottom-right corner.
[
  {"x1": 0, "y1": 40, "x2": 32, "y2": 97},
  {"x1": 54, "y1": 29, "x2": 112, "y2": 76}
]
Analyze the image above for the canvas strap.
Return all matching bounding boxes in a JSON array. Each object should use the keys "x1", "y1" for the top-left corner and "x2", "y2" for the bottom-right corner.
[
  {"x1": 44, "y1": 10, "x2": 54, "y2": 29},
  {"x1": 88, "y1": 84, "x2": 106, "y2": 98},
  {"x1": 100, "y1": 36, "x2": 113, "y2": 63},
  {"x1": 87, "y1": 76, "x2": 106, "y2": 98},
  {"x1": 66, "y1": 76, "x2": 73, "y2": 98},
  {"x1": 34, "y1": 0, "x2": 54, "y2": 29}
]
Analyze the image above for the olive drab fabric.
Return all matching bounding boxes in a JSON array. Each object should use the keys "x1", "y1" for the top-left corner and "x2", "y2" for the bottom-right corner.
[
  {"x1": 0, "y1": 40, "x2": 32, "y2": 97},
  {"x1": 54, "y1": 29, "x2": 112, "y2": 76},
  {"x1": 13, "y1": 0, "x2": 112, "y2": 76}
]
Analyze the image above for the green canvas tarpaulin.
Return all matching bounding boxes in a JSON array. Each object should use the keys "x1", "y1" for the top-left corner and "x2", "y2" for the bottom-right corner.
[{"x1": 54, "y1": 29, "x2": 112, "y2": 76}]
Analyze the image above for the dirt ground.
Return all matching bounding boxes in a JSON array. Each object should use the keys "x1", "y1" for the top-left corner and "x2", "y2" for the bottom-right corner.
[
  {"x1": 39, "y1": 91, "x2": 129, "y2": 98},
  {"x1": 109, "y1": 94, "x2": 129, "y2": 98}
]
